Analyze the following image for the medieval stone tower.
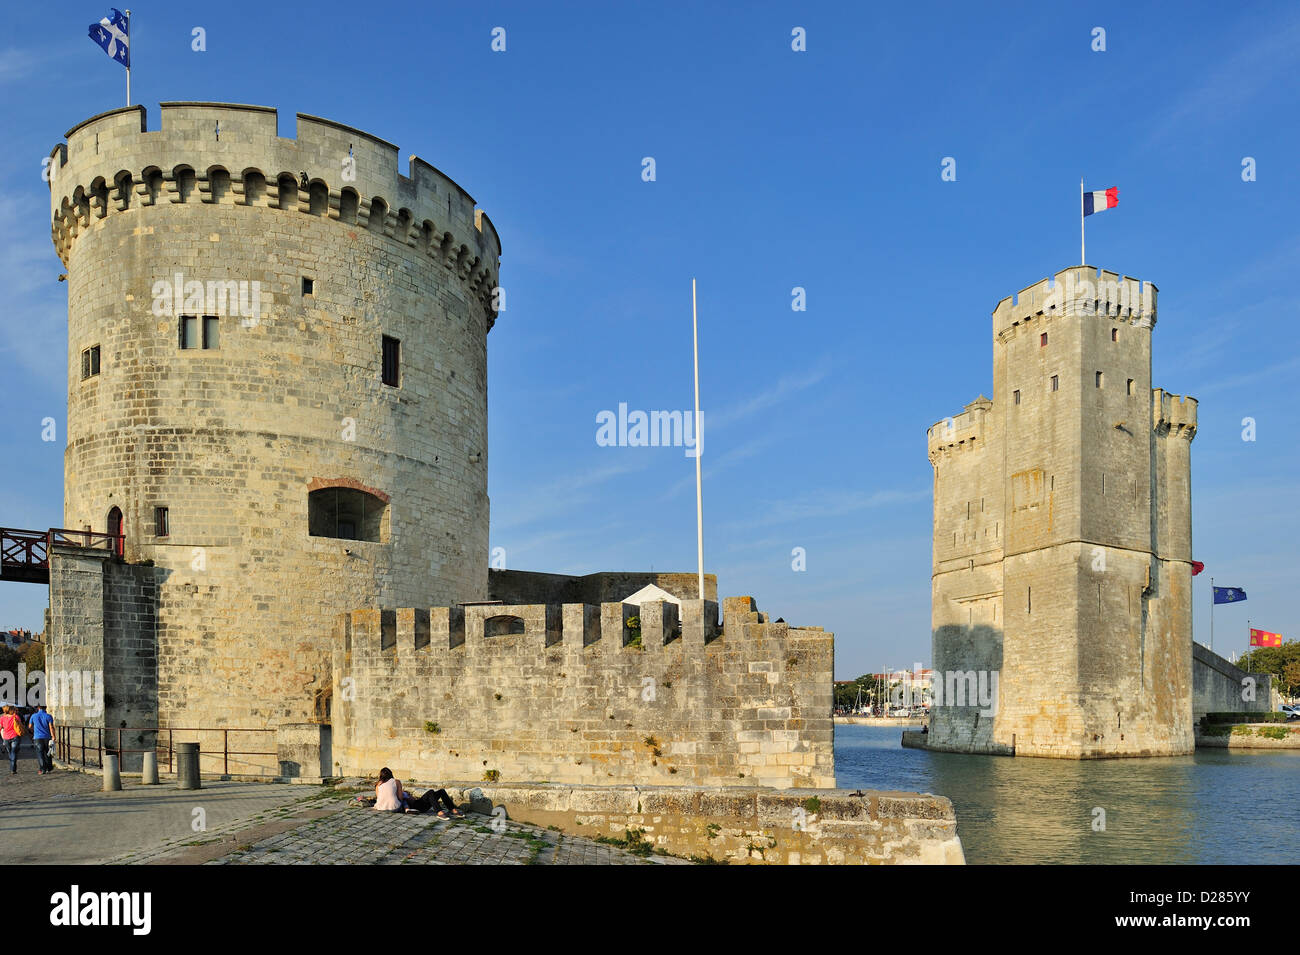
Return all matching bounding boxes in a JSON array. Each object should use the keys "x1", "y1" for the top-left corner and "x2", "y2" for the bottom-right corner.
[
  {"x1": 927, "y1": 267, "x2": 1197, "y2": 758},
  {"x1": 47, "y1": 102, "x2": 500, "y2": 730}
]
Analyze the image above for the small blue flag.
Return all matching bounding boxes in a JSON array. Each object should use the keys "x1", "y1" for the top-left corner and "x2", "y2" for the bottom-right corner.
[
  {"x1": 1213, "y1": 586, "x2": 1246, "y2": 604},
  {"x1": 88, "y1": 8, "x2": 130, "y2": 68}
]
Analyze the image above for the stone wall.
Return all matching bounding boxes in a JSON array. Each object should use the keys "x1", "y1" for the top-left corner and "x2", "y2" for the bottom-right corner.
[
  {"x1": 46, "y1": 546, "x2": 159, "y2": 769},
  {"x1": 331, "y1": 596, "x2": 835, "y2": 789},
  {"x1": 488, "y1": 569, "x2": 717, "y2": 605},
  {"x1": 1192, "y1": 642, "x2": 1276, "y2": 719},
  {"x1": 450, "y1": 782, "x2": 964, "y2": 864}
]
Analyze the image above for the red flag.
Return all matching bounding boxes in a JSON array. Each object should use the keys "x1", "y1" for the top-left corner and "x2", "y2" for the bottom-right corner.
[
  {"x1": 1250, "y1": 628, "x2": 1283, "y2": 647},
  {"x1": 1191, "y1": 560, "x2": 1205, "y2": 576}
]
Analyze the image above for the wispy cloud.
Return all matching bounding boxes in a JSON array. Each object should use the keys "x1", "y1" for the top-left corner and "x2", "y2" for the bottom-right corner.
[
  {"x1": 705, "y1": 361, "x2": 833, "y2": 430},
  {"x1": 1143, "y1": 11, "x2": 1300, "y2": 148},
  {"x1": 721, "y1": 487, "x2": 930, "y2": 531},
  {"x1": 0, "y1": 49, "x2": 41, "y2": 85},
  {"x1": 0, "y1": 193, "x2": 66, "y2": 376},
  {"x1": 492, "y1": 456, "x2": 651, "y2": 530}
]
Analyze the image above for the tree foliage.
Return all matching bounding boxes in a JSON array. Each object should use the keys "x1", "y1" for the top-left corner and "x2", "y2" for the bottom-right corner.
[{"x1": 1236, "y1": 641, "x2": 1300, "y2": 699}]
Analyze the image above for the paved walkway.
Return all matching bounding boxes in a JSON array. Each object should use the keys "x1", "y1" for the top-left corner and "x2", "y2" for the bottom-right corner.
[
  {"x1": 0, "y1": 763, "x2": 324, "y2": 864},
  {"x1": 1, "y1": 761, "x2": 692, "y2": 864},
  {"x1": 203, "y1": 802, "x2": 691, "y2": 865}
]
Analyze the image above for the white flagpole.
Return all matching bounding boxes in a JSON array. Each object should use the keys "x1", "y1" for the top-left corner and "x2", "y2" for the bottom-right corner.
[
  {"x1": 125, "y1": 9, "x2": 132, "y2": 107},
  {"x1": 1210, "y1": 576, "x2": 1215, "y2": 653},
  {"x1": 691, "y1": 278, "x2": 704, "y2": 603},
  {"x1": 1080, "y1": 177, "x2": 1085, "y2": 266}
]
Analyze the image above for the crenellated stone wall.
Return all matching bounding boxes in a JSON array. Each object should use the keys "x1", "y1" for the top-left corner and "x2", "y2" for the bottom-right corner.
[{"x1": 330, "y1": 596, "x2": 836, "y2": 789}]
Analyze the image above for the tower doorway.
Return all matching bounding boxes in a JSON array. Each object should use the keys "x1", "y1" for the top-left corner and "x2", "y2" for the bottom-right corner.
[{"x1": 107, "y1": 506, "x2": 124, "y2": 556}]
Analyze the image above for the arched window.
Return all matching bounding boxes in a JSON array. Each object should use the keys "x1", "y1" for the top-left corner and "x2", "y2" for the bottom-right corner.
[
  {"x1": 173, "y1": 166, "x2": 196, "y2": 203},
  {"x1": 308, "y1": 487, "x2": 387, "y2": 542},
  {"x1": 207, "y1": 166, "x2": 231, "y2": 203},
  {"x1": 242, "y1": 169, "x2": 266, "y2": 205},
  {"x1": 367, "y1": 197, "x2": 388, "y2": 234},
  {"x1": 309, "y1": 180, "x2": 329, "y2": 216},
  {"x1": 106, "y1": 507, "x2": 124, "y2": 557},
  {"x1": 114, "y1": 171, "x2": 133, "y2": 211},
  {"x1": 277, "y1": 174, "x2": 298, "y2": 211},
  {"x1": 339, "y1": 188, "x2": 359, "y2": 224},
  {"x1": 484, "y1": 615, "x2": 526, "y2": 638}
]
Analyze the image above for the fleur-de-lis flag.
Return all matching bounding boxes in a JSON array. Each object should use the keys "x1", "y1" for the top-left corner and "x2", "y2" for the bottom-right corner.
[
  {"x1": 1212, "y1": 586, "x2": 1246, "y2": 604},
  {"x1": 88, "y1": 8, "x2": 130, "y2": 68}
]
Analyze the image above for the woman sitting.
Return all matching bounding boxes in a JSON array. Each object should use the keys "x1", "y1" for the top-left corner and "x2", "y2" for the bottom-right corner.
[{"x1": 373, "y1": 767, "x2": 464, "y2": 818}]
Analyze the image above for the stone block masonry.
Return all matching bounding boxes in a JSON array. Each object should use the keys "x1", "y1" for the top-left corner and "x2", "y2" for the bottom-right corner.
[
  {"x1": 455, "y1": 783, "x2": 964, "y2": 864},
  {"x1": 47, "y1": 103, "x2": 499, "y2": 733},
  {"x1": 928, "y1": 267, "x2": 1198, "y2": 757},
  {"x1": 331, "y1": 596, "x2": 836, "y2": 789}
]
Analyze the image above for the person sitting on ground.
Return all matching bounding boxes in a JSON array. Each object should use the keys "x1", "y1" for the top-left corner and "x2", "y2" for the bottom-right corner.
[{"x1": 373, "y1": 767, "x2": 464, "y2": 818}]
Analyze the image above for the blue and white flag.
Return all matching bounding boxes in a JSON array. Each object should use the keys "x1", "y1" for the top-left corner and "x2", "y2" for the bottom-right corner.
[
  {"x1": 1213, "y1": 586, "x2": 1246, "y2": 604},
  {"x1": 88, "y1": 8, "x2": 130, "y2": 68}
]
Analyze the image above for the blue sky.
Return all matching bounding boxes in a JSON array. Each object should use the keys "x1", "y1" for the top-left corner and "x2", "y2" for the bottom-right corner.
[{"x1": 2, "y1": 1, "x2": 1297, "y2": 678}]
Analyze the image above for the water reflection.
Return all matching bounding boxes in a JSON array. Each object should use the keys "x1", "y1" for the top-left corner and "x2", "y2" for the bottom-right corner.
[{"x1": 835, "y1": 724, "x2": 1300, "y2": 864}]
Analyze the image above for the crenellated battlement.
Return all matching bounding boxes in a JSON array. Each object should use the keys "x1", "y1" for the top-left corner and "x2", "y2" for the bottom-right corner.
[
  {"x1": 48, "y1": 103, "x2": 500, "y2": 325},
  {"x1": 331, "y1": 594, "x2": 836, "y2": 789},
  {"x1": 1153, "y1": 388, "x2": 1198, "y2": 440},
  {"x1": 993, "y1": 266, "x2": 1156, "y2": 340},
  {"x1": 927, "y1": 395, "x2": 992, "y2": 465}
]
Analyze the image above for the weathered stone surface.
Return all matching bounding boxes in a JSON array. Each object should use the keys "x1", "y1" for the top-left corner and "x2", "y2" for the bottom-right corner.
[
  {"x1": 48, "y1": 103, "x2": 499, "y2": 738},
  {"x1": 928, "y1": 267, "x2": 1197, "y2": 758},
  {"x1": 454, "y1": 782, "x2": 964, "y2": 865},
  {"x1": 333, "y1": 596, "x2": 835, "y2": 788}
]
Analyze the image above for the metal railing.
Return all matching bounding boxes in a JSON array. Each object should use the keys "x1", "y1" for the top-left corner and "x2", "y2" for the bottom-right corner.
[
  {"x1": 55, "y1": 725, "x2": 277, "y2": 776},
  {"x1": 1, "y1": 527, "x2": 125, "y2": 582}
]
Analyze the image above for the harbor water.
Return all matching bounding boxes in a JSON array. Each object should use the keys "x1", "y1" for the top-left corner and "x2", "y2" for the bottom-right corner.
[{"x1": 834, "y1": 723, "x2": 1300, "y2": 864}]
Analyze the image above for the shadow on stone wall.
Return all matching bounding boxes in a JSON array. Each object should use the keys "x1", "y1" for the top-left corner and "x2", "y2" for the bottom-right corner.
[{"x1": 929, "y1": 623, "x2": 1007, "y2": 754}]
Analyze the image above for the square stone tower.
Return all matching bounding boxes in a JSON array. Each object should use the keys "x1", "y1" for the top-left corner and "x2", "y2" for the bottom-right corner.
[{"x1": 927, "y1": 267, "x2": 1197, "y2": 757}]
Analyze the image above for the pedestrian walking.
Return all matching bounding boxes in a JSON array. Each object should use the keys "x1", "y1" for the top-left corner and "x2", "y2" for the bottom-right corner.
[
  {"x1": 0, "y1": 706, "x2": 24, "y2": 774},
  {"x1": 28, "y1": 705, "x2": 54, "y2": 774}
]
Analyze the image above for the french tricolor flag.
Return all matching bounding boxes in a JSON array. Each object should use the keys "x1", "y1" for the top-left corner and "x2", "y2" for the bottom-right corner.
[{"x1": 1083, "y1": 187, "x2": 1118, "y2": 216}]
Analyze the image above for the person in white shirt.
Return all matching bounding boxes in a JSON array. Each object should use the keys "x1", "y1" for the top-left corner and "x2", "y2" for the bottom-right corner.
[{"x1": 373, "y1": 767, "x2": 464, "y2": 817}]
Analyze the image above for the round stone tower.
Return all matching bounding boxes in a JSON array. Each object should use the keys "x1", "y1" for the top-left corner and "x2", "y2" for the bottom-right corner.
[{"x1": 48, "y1": 103, "x2": 500, "y2": 727}]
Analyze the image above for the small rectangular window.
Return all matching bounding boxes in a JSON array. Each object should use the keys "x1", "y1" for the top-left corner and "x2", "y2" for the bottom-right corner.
[
  {"x1": 1111, "y1": 328, "x2": 1119, "y2": 342},
  {"x1": 382, "y1": 335, "x2": 401, "y2": 387},
  {"x1": 1050, "y1": 375, "x2": 1059, "y2": 392},
  {"x1": 81, "y1": 345, "x2": 101, "y2": 380},
  {"x1": 1096, "y1": 371, "x2": 1104, "y2": 388},
  {"x1": 1013, "y1": 389, "x2": 1021, "y2": 405},
  {"x1": 1027, "y1": 586, "x2": 1032, "y2": 614},
  {"x1": 180, "y1": 315, "x2": 199, "y2": 349},
  {"x1": 302, "y1": 277, "x2": 314, "y2": 296},
  {"x1": 1040, "y1": 332, "x2": 1048, "y2": 347},
  {"x1": 154, "y1": 506, "x2": 169, "y2": 537},
  {"x1": 203, "y1": 316, "x2": 219, "y2": 349},
  {"x1": 1127, "y1": 378, "x2": 1135, "y2": 395}
]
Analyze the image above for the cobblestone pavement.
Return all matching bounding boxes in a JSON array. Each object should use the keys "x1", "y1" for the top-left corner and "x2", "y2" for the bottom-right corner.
[
  {"x1": 203, "y1": 798, "x2": 693, "y2": 865},
  {"x1": 1, "y1": 758, "x2": 323, "y2": 864}
]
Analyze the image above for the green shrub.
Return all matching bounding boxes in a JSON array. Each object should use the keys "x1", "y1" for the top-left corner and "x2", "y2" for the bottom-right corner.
[{"x1": 1202, "y1": 711, "x2": 1289, "y2": 724}]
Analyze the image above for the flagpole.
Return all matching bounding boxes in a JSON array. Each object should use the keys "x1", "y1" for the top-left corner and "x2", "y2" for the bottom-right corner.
[
  {"x1": 691, "y1": 279, "x2": 704, "y2": 604},
  {"x1": 686, "y1": 278, "x2": 707, "y2": 605},
  {"x1": 1210, "y1": 576, "x2": 1214, "y2": 653},
  {"x1": 1080, "y1": 177, "x2": 1085, "y2": 265},
  {"x1": 124, "y1": 10, "x2": 130, "y2": 106}
]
